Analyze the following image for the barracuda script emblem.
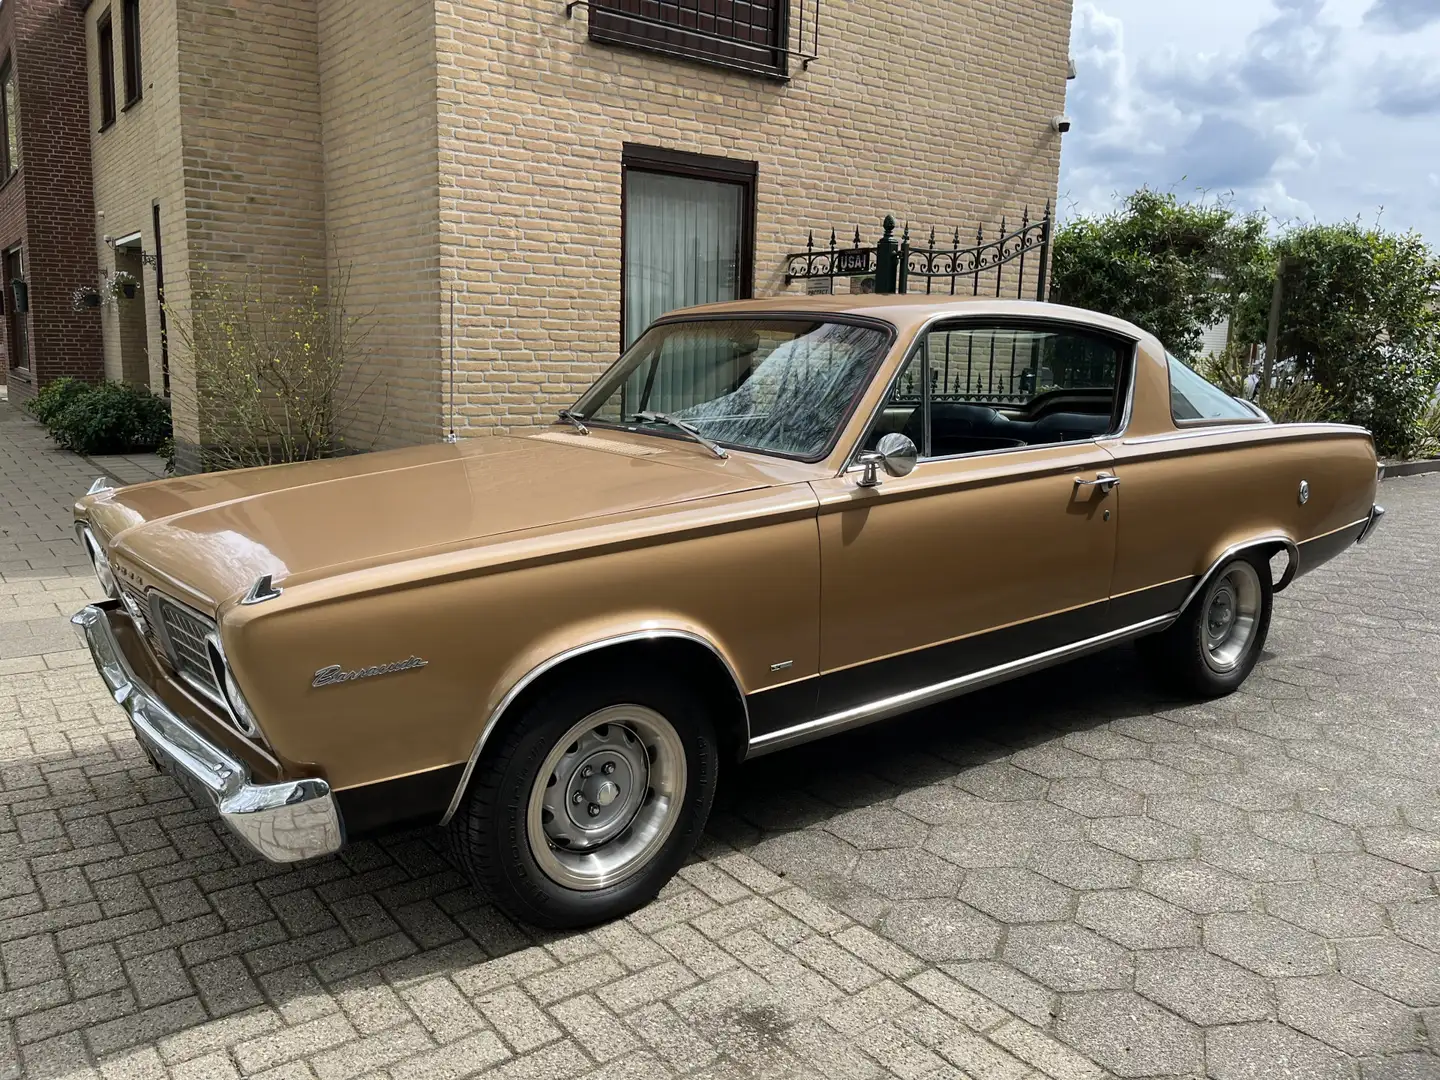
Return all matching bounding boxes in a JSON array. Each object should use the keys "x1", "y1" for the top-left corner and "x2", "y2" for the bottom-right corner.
[{"x1": 312, "y1": 657, "x2": 428, "y2": 688}]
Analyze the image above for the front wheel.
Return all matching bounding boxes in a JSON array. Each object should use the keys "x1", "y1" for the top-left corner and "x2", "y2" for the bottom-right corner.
[
  {"x1": 447, "y1": 672, "x2": 718, "y2": 929},
  {"x1": 1138, "y1": 553, "x2": 1272, "y2": 697}
]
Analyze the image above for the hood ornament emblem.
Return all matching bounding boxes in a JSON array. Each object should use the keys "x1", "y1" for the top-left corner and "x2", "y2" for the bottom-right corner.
[{"x1": 312, "y1": 657, "x2": 428, "y2": 688}]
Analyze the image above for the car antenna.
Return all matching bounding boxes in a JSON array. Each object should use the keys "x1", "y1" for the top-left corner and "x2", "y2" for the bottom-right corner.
[{"x1": 445, "y1": 288, "x2": 458, "y2": 444}]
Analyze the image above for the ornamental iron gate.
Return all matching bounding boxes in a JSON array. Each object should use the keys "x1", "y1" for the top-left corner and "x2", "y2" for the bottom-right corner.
[{"x1": 784, "y1": 206, "x2": 1052, "y2": 301}]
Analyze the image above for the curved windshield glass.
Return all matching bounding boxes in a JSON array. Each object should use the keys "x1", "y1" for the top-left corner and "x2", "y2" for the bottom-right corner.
[{"x1": 572, "y1": 318, "x2": 892, "y2": 460}]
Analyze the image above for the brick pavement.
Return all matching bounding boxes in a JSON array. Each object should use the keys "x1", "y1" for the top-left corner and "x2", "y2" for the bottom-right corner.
[{"x1": 2, "y1": 397, "x2": 1437, "y2": 1079}]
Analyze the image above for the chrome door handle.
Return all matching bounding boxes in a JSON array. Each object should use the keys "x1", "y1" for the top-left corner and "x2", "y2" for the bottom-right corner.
[{"x1": 1074, "y1": 472, "x2": 1120, "y2": 492}]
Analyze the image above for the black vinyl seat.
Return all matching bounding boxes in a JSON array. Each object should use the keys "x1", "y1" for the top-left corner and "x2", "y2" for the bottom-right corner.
[{"x1": 902, "y1": 403, "x2": 1111, "y2": 456}]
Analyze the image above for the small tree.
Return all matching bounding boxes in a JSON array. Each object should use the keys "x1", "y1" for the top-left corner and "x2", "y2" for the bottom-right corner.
[
  {"x1": 1050, "y1": 189, "x2": 1272, "y2": 359},
  {"x1": 171, "y1": 266, "x2": 386, "y2": 470},
  {"x1": 1233, "y1": 222, "x2": 1440, "y2": 458}
]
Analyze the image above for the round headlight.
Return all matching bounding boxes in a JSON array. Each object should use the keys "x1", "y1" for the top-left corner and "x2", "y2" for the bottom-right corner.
[
  {"x1": 207, "y1": 636, "x2": 262, "y2": 738},
  {"x1": 222, "y1": 664, "x2": 262, "y2": 737}
]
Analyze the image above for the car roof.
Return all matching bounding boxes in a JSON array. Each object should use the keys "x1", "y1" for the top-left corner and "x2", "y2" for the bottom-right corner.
[{"x1": 664, "y1": 295, "x2": 1149, "y2": 342}]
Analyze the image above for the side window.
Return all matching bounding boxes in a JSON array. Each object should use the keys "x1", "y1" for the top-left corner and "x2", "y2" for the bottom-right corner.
[
  {"x1": 1168, "y1": 353, "x2": 1260, "y2": 422},
  {"x1": 865, "y1": 323, "x2": 1129, "y2": 458}
]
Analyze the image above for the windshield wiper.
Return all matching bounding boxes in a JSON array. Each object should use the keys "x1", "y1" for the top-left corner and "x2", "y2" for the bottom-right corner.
[
  {"x1": 635, "y1": 411, "x2": 728, "y2": 459},
  {"x1": 556, "y1": 409, "x2": 589, "y2": 435}
]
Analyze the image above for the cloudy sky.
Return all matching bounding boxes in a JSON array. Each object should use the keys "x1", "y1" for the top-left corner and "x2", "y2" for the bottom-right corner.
[{"x1": 1058, "y1": 0, "x2": 1440, "y2": 238}]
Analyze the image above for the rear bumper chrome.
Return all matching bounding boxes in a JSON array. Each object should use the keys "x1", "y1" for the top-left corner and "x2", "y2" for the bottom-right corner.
[
  {"x1": 1356, "y1": 504, "x2": 1386, "y2": 544},
  {"x1": 71, "y1": 602, "x2": 343, "y2": 863}
]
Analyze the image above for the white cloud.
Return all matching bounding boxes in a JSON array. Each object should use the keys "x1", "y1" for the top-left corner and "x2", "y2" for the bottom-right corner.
[
  {"x1": 1371, "y1": 66, "x2": 1440, "y2": 116},
  {"x1": 1363, "y1": 0, "x2": 1440, "y2": 32},
  {"x1": 1059, "y1": 0, "x2": 1440, "y2": 240}
]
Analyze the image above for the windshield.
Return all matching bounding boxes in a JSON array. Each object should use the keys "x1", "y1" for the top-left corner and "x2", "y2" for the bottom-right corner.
[{"x1": 572, "y1": 318, "x2": 892, "y2": 460}]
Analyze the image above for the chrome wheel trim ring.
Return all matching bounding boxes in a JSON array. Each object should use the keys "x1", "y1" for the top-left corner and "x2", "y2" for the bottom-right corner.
[
  {"x1": 526, "y1": 704, "x2": 687, "y2": 891},
  {"x1": 1202, "y1": 561, "x2": 1262, "y2": 673}
]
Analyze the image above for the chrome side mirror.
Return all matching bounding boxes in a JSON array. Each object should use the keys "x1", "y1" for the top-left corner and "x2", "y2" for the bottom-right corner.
[{"x1": 856, "y1": 433, "x2": 918, "y2": 487}]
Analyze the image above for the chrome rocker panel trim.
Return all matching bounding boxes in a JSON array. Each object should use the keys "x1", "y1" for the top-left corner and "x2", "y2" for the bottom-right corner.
[
  {"x1": 72, "y1": 602, "x2": 343, "y2": 863},
  {"x1": 748, "y1": 530, "x2": 1315, "y2": 758},
  {"x1": 439, "y1": 629, "x2": 749, "y2": 826}
]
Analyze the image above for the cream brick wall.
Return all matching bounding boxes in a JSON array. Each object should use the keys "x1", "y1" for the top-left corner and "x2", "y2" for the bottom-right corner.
[
  {"x1": 431, "y1": 0, "x2": 1074, "y2": 441},
  {"x1": 86, "y1": 0, "x2": 189, "y2": 432},
  {"x1": 317, "y1": 0, "x2": 444, "y2": 449},
  {"x1": 89, "y1": 0, "x2": 1072, "y2": 456}
]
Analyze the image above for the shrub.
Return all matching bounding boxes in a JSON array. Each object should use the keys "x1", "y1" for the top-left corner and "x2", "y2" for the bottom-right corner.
[
  {"x1": 1199, "y1": 344, "x2": 1336, "y2": 425},
  {"x1": 26, "y1": 377, "x2": 92, "y2": 427},
  {"x1": 171, "y1": 265, "x2": 384, "y2": 471},
  {"x1": 1050, "y1": 189, "x2": 1272, "y2": 360},
  {"x1": 1232, "y1": 222, "x2": 1440, "y2": 458},
  {"x1": 46, "y1": 382, "x2": 172, "y2": 455}
]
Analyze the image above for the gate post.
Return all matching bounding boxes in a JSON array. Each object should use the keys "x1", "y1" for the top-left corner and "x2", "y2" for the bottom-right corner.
[
  {"x1": 874, "y1": 215, "x2": 899, "y2": 294},
  {"x1": 897, "y1": 221, "x2": 911, "y2": 295},
  {"x1": 1035, "y1": 201, "x2": 1052, "y2": 302}
]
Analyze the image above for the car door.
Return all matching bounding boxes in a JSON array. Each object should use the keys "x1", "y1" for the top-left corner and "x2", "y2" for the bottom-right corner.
[{"x1": 807, "y1": 319, "x2": 1132, "y2": 722}]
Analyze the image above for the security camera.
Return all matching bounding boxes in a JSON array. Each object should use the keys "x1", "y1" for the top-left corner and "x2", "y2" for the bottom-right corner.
[{"x1": 1051, "y1": 114, "x2": 1072, "y2": 134}]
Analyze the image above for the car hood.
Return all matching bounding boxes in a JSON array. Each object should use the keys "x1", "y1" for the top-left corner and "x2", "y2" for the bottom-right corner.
[{"x1": 82, "y1": 433, "x2": 775, "y2": 609}]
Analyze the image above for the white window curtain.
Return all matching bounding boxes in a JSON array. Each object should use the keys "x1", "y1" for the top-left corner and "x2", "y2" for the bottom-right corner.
[
  {"x1": 623, "y1": 170, "x2": 742, "y2": 347},
  {"x1": 622, "y1": 170, "x2": 744, "y2": 415}
]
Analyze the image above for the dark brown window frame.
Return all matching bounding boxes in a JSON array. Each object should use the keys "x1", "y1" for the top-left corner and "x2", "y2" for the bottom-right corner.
[
  {"x1": 121, "y1": 0, "x2": 142, "y2": 107},
  {"x1": 0, "y1": 58, "x2": 18, "y2": 180},
  {"x1": 618, "y1": 143, "x2": 758, "y2": 352},
  {"x1": 97, "y1": 11, "x2": 117, "y2": 129},
  {"x1": 588, "y1": 0, "x2": 790, "y2": 79}
]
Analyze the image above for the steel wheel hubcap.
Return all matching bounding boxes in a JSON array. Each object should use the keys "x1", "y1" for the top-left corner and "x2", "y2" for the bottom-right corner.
[
  {"x1": 1203, "y1": 562, "x2": 1261, "y2": 672},
  {"x1": 527, "y1": 705, "x2": 686, "y2": 891}
]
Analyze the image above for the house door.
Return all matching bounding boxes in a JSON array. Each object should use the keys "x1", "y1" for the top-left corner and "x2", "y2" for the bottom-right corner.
[{"x1": 620, "y1": 145, "x2": 756, "y2": 353}]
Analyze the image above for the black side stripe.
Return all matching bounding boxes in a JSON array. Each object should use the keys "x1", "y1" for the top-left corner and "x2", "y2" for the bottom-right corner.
[{"x1": 744, "y1": 578, "x2": 1192, "y2": 741}]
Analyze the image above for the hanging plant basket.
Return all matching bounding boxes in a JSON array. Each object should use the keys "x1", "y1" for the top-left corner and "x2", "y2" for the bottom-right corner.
[
  {"x1": 71, "y1": 286, "x2": 103, "y2": 311},
  {"x1": 106, "y1": 270, "x2": 140, "y2": 303}
]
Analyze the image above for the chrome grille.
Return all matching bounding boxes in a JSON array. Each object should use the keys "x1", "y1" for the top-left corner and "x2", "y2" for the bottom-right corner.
[{"x1": 154, "y1": 595, "x2": 222, "y2": 702}]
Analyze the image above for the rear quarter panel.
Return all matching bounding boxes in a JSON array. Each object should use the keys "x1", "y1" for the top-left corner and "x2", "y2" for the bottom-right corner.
[
  {"x1": 218, "y1": 485, "x2": 821, "y2": 791},
  {"x1": 1104, "y1": 425, "x2": 1378, "y2": 597}
]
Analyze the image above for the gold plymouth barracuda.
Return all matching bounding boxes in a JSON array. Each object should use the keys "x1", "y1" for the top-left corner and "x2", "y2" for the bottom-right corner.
[{"x1": 72, "y1": 296, "x2": 1385, "y2": 928}]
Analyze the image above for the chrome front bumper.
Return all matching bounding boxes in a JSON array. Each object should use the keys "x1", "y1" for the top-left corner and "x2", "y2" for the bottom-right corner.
[
  {"x1": 1356, "y1": 503, "x2": 1386, "y2": 544},
  {"x1": 72, "y1": 602, "x2": 343, "y2": 863}
]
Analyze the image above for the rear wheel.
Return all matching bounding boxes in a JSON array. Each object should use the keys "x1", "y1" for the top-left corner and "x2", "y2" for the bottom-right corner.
[
  {"x1": 447, "y1": 671, "x2": 718, "y2": 929},
  {"x1": 1139, "y1": 553, "x2": 1272, "y2": 697}
]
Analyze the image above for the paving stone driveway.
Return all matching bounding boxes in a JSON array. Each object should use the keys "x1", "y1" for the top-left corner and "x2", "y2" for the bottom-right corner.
[{"x1": 2, "y1": 398, "x2": 1437, "y2": 1080}]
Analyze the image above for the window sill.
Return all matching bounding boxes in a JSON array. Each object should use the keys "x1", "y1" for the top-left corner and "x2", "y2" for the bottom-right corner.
[
  {"x1": 0, "y1": 168, "x2": 18, "y2": 194},
  {"x1": 99, "y1": 118, "x2": 116, "y2": 133},
  {"x1": 122, "y1": 94, "x2": 142, "y2": 112}
]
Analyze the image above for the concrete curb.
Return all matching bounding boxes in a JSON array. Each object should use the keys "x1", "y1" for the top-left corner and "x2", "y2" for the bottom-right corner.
[{"x1": 1381, "y1": 457, "x2": 1440, "y2": 480}]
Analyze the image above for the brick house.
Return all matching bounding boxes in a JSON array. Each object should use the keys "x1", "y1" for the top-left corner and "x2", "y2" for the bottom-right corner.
[
  {"x1": 85, "y1": 0, "x2": 1074, "y2": 464},
  {"x1": 1, "y1": 0, "x2": 103, "y2": 405}
]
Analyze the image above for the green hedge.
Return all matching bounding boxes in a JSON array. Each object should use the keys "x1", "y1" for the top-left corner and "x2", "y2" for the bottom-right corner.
[{"x1": 26, "y1": 378, "x2": 172, "y2": 456}]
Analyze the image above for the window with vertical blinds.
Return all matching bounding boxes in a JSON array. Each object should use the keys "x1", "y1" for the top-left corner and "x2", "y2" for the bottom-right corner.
[{"x1": 620, "y1": 144, "x2": 756, "y2": 349}]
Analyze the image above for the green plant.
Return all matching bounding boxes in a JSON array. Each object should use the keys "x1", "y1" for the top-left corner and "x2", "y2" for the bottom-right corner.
[
  {"x1": 171, "y1": 265, "x2": 384, "y2": 470},
  {"x1": 25, "y1": 377, "x2": 92, "y2": 427},
  {"x1": 1232, "y1": 221, "x2": 1440, "y2": 458},
  {"x1": 1050, "y1": 188, "x2": 1272, "y2": 359},
  {"x1": 47, "y1": 382, "x2": 172, "y2": 455},
  {"x1": 1417, "y1": 393, "x2": 1440, "y2": 458}
]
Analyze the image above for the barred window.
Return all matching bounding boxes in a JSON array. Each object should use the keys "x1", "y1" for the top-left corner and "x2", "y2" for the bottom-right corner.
[{"x1": 589, "y1": 0, "x2": 788, "y2": 77}]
